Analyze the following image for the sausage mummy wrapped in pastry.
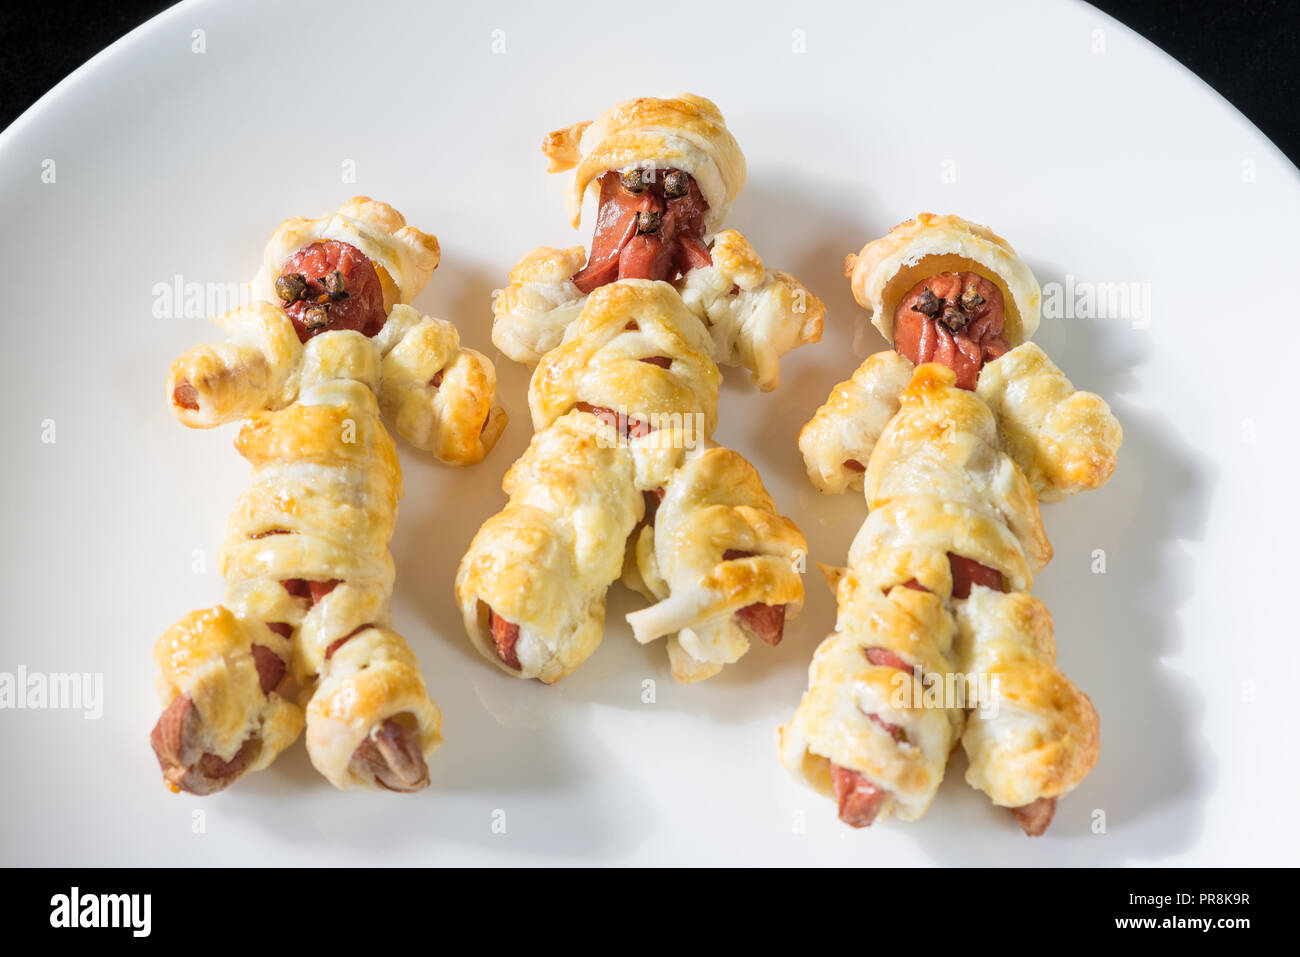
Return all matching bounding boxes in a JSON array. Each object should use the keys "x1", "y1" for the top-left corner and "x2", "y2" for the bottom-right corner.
[
  {"x1": 782, "y1": 214, "x2": 1119, "y2": 834},
  {"x1": 153, "y1": 331, "x2": 441, "y2": 792},
  {"x1": 167, "y1": 196, "x2": 506, "y2": 465},
  {"x1": 460, "y1": 95, "x2": 820, "y2": 684},
  {"x1": 458, "y1": 279, "x2": 807, "y2": 683},
  {"x1": 151, "y1": 199, "x2": 497, "y2": 794}
]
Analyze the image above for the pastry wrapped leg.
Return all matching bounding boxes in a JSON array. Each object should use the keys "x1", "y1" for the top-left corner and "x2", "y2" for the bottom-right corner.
[
  {"x1": 455, "y1": 410, "x2": 642, "y2": 683},
  {"x1": 151, "y1": 608, "x2": 303, "y2": 795},
  {"x1": 779, "y1": 576, "x2": 964, "y2": 824},
  {"x1": 954, "y1": 588, "x2": 1100, "y2": 835},
  {"x1": 626, "y1": 445, "x2": 806, "y2": 683}
]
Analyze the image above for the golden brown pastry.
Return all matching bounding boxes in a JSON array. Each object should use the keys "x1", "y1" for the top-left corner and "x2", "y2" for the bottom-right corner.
[
  {"x1": 167, "y1": 197, "x2": 505, "y2": 466},
  {"x1": 976, "y1": 342, "x2": 1122, "y2": 501},
  {"x1": 797, "y1": 350, "x2": 913, "y2": 494},
  {"x1": 152, "y1": 331, "x2": 442, "y2": 793},
  {"x1": 845, "y1": 212, "x2": 1041, "y2": 347},
  {"x1": 455, "y1": 409, "x2": 643, "y2": 684},
  {"x1": 786, "y1": 213, "x2": 1117, "y2": 834},
  {"x1": 777, "y1": 574, "x2": 963, "y2": 823},
  {"x1": 954, "y1": 587, "x2": 1100, "y2": 833},
  {"x1": 626, "y1": 446, "x2": 807, "y2": 683},
  {"x1": 460, "y1": 279, "x2": 806, "y2": 683},
  {"x1": 782, "y1": 364, "x2": 1083, "y2": 828},
  {"x1": 492, "y1": 94, "x2": 823, "y2": 391}
]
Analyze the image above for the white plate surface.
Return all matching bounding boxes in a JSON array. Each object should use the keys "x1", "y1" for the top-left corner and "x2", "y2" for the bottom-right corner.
[{"x1": 1, "y1": 0, "x2": 1296, "y2": 866}]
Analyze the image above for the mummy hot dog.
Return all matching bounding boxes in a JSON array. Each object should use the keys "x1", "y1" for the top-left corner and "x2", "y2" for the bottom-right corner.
[
  {"x1": 151, "y1": 199, "x2": 504, "y2": 794},
  {"x1": 781, "y1": 213, "x2": 1120, "y2": 834},
  {"x1": 458, "y1": 94, "x2": 823, "y2": 683}
]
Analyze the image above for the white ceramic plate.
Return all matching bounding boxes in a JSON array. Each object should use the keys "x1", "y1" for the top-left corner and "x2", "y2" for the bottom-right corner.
[{"x1": 1, "y1": 0, "x2": 1295, "y2": 866}]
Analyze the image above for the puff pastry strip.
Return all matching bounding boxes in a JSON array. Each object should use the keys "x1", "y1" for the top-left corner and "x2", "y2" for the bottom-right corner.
[
  {"x1": 167, "y1": 197, "x2": 505, "y2": 465},
  {"x1": 798, "y1": 350, "x2": 913, "y2": 494},
  {"x1": 152, "y1": 331, "x2": 441, "y2": 793}
]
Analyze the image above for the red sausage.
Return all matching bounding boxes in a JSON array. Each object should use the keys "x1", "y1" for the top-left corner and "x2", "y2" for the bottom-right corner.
[
  {"x1": 572, "y1": 174, "x2": 651, "y2": 293},
  {"x1": 947, "y1": 554, "x2": 1004, "y2": 599},
  {"x1": 865, "y1": 647, "x2": 913, "y2": 672},
  {"x1": 1011, "y1": 796, "x2": 1058, "y2": 836},
  {"x1": 277, "y1": 241, "x2": 386, "y2": 343},
  {"x1": 249, "y1": 644, "x2": 285, "y2": 694},
  {"x1": 349, "y1": 717, "x2": 428, "y2": 792},
  {"x1": 831, "y1": 763, "x2": 888, "y2": 828},
  {"x1": 893, "y1": 272, "x2": 1009, "y2": 391},
  {"x1": 722, "y1": 549, "x2": 786, "y2": 645},
  {"x1": 490, "y1": 611, "x2": 522, "y2": 671},
  {"x1": 571, "y1": 169, "x2": 712, "y2": 294},
  {"x1": 150, "y1": 695, "x2": 258, "y2": 795},
  {"x1": 575, "y1": 401, "x2": 652, "y2": 439}
]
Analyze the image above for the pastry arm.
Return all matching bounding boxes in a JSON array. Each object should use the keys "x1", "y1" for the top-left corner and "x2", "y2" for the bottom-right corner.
[
  {"x1": 377, "y1": 304, "x2": 508, "y2": 466},
  {"x1": 491, "y1": 246, "x2": 589, "y2": 363},
  {"x1": 797, "y1": 350, "x2": 914, "y2": 494},
  {"x1": 678, "y1": 229, "x2": 824, "y2": 391},
  {"x1": 976, "y1": 342, "x2": 1122, "y2": 502},
  {"x1": 166, "y1": 301, "x2": 303, "y2": 427}
]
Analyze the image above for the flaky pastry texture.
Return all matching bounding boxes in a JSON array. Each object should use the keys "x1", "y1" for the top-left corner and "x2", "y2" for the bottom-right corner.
[{"x1": 845, "y1": 212, "x2": 1041, "y2": 346}]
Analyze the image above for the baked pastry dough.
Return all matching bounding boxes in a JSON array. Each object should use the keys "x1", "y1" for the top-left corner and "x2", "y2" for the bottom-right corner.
[
  {"x1": 777, "y1": 575, "x2": 964, "y2": 822},
  {"x1": 527, "y1": 279, "x2": 720, "y2": 490},
  {"x1": 490, "y1": 246, "x2": 588, "y2": 363},
  {"x1": 845, "y1": 213, "x2": 1041, "y2": 346},
  {"x1": 152, "y1": 330, "x2": 442, "y2": 792},
  {"x1": 470, "y1": 95, "x2": 816, "y2": 684},
  {"x1": 782, "y1": 363, "x2": 1099, "y2": 831},
  {"x1": 151, "y1": 607, "x2": 303, "y2": 795},
  {"x1": 976, "y1": 342, "x2": 1122, "y2": 501},
  {"x1": 492, "y1": 94, "x2": 823, "y2": 392},
  {"x1": 167, "y1": 197, "x2": 505, "y2": 466},
  {"x1": 677, "y1": 230, "x2": 824, "y2": 391},
  {"x1": 456, "y1": 409, "x2": 643, "y2": 683},
  {"x1": 626, "y1": 445, "x2": 806, "y2": 683},
  {"x1": 954, "y1": 587, "x2": 1100, "y2": 818},
  {"x1": 461, "y1": 281, "x2": 806, "y2": 682},
  {"x1": 543, "y1": 93, "x2": 747, "y2": 233},
  {"x1": 854, "y1": 364, "x2": 1053, "y2": 591},
  {"x1": 798, "y1": 350, "x2": 913, "y2": 494},
  {"x1": 788, "y1": 213, "x2": 1116, "y2": 832}
]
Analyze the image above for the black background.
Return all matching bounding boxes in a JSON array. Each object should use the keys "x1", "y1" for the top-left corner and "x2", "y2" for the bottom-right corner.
[{"x1": 0, "y1": 0, "x2": 1297, "y2": 164}]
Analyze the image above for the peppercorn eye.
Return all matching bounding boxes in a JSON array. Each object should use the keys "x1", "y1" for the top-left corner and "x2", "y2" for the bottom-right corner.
[
  {"x1": 663, "y1": 169, "x2": 689, "y2": 198},
  {"x1": 621, "y1": 168, "x2": 649, "y2": 194}
]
